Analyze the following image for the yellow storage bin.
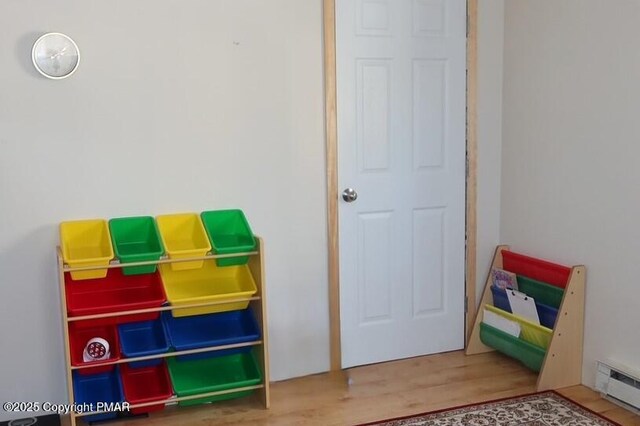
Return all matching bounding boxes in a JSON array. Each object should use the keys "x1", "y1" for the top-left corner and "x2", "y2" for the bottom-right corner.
[
  {"x1": 60, "y1": 219, "x2": 114, "y2": 280},
  {"x1": 156, "y1": 213, "x2": 211, "y2": 270},
  {"x1": 483, "y1": 304, "x2": 553, "y2": 350},
  {"x1": 159, "y1": 262, "x2": 257, "y2": 317}
]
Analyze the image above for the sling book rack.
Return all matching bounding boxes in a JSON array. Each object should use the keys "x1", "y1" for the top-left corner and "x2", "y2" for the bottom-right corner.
[
  {"x1": 466, "y1": 245, "x2": 585, "y2": 391},
  {"x1": 57, "y1": 237, "x2": 270, "y2": 426}
]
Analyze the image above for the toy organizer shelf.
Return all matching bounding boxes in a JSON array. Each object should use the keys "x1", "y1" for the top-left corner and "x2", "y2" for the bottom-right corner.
[
  {"x1": 466, "y1": 245, "x2": 585, "y2": 391},
  {"x1": 57, "y1": 237, "x2": 270, "y2": 426}
]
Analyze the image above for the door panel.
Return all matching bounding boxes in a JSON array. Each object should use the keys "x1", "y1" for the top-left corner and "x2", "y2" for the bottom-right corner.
[
  {"x1": 412, "y1": 59, "x2": 446, "y2": 169},
  {"x1": 358, "y1": 211, "x2": 393, "y2": 323},
  {"x1": 412, "y1": 207, "x2": 445, "y2": 316},
  {"x1": 358, "y1": 60, "x2": 391, "y2": 172}
]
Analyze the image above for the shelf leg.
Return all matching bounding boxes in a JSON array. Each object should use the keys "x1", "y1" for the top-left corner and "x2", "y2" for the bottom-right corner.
[
  {"x1": 249, "y1": 237, "x2": 270, "y2": 409},
  {"x1": 536, "y1": 265, "x2": 585, "y2": 391},
  {"x1": 58, "y1": 254, "x2": 76, "y2": 426},
  {"x1": 465, "y1": 245, "x2": 509, "y2": 355}
]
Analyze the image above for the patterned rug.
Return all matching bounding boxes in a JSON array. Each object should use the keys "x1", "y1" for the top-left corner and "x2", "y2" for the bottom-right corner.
[{"x1": 358, "y1": 391, "x2": 620, "y2": 425}]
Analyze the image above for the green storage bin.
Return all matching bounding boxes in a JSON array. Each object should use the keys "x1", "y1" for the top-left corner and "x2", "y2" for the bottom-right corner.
[
  {"x1": 480, "y1": 322, "x2": 546, "y2": 372},
  {"x1": 167, "y1": 351, "x2": 262, "y2": 406},
  {"x1": 109, "y1": 216, "x2": 164, "y2": 275},
  {"x1": 200, "y1": 210, "x2": 256, "y2": 267},
  {"x1": 517, "y1": 275, "x2": 565, "y2": 309}
]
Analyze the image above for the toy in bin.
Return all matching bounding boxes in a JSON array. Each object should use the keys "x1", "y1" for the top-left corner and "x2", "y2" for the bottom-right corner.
[{"x1": 83, "y1": 337, "x2": 110, "y2": 362}]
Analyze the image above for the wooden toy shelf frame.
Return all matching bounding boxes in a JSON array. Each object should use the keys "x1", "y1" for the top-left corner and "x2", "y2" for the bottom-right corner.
[
  {"x1": 57, "y1": 237, "x2": 270, "y2": 426},
  {"x1": 466, "y1": 245, "x2": 585, "y2": 391}
]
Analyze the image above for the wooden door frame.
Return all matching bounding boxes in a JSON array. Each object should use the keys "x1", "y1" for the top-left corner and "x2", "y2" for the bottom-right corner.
[{"x1": 324, "y1": 0, "x2": 478, "y2": 370}]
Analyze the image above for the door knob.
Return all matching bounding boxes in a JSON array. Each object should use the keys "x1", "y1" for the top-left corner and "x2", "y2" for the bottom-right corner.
[{"x1": 342, "y1": 188, "x2": 358, "y2": 202}]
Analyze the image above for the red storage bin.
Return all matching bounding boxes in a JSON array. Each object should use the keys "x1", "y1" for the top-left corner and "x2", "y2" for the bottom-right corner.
[
  {"x1": 502, "y1": 250, "x2": 571, "y2": 289},
  {"x1": 120, "y1": 362, "x2": 173, "y2": 414},
  {"x1": 65, "y1": 269, "x2": 166, "y2": 328},
  {"x1": 69, "y1": 323, "x2": 120, "y2": 375}
]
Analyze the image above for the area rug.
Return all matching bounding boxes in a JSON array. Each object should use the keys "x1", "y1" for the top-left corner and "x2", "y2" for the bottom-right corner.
[{"x1": 358, "y1": 391, "x2": 621, "y2": 425}]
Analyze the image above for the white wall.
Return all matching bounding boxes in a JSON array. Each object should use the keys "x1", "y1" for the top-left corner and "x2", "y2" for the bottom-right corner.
[
  {"x1": 476, "y1": 0, "x2": 504, "y2": 302},
  {"x1": 0, "y1": 0, "x2": 327, "y2": 420},
  {"x1": 0, "y1": 0, "x2": 508, "y2": 419},
  {"x1": 502, "y1": 0, "x2": 640, "y2": 387}
]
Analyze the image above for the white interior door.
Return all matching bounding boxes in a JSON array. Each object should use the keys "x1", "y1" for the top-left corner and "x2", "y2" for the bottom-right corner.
[{"x1": 337, "y1": 0, "x2": 467, "y2": 368}]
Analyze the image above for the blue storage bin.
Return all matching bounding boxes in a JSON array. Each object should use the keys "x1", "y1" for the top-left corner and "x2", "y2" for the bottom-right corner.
[
  {"x1": 72, "y1": 368, "x2": 124, "y2": 422},
  {"x1": 118, "y1": 319, "x2": 170, "y2": 368},
  {"x1": 491, "y1": 285, "x2": 558, "y2": 329},
  {"x1": 162, "y1": 308, "x2": 260, "y2": 361}
]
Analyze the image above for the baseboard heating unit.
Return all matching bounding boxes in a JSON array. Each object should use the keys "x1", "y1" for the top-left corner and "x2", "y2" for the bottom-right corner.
[{"x1": 595, "y1": 360, "x2": 640, "y2": 414}]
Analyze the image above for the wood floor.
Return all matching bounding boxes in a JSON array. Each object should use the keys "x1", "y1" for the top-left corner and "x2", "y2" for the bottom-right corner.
[{"x1": 74, "y1": 351, "x2": 639, "y2": 425}]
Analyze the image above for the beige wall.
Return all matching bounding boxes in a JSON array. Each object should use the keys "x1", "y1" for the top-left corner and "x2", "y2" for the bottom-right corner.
[
  {"x1": 502, "y1": 0, "x2": 640, "y2": 386},
  {"x1": 0, "y1": 0, "x2": 506, "y2": 419},
  {"x1": 0, "y1": 1, "x2": 327, "y2": 419}
]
